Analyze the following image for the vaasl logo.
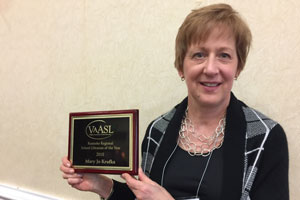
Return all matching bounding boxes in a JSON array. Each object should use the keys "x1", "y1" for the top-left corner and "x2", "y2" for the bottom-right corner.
[{"x1": 85, "y1": 120, "x2": 114, "y2": 140}]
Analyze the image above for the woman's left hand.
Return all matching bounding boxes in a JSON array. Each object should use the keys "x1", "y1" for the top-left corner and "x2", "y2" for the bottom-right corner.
[{"x1": 122, "y1": 168, "x2": 174, "y2": 200}]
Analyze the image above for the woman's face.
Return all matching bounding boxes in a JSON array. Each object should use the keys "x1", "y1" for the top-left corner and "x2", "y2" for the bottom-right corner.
[{"x1": 179, "y1": 27, "x2": 239, "y2": 109}]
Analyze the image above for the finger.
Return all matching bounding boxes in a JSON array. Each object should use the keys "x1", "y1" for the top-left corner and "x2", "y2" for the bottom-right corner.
[
  {"x1": 138, "y1": 168, "x2": 155, "y2": 185},
  {"x1": 62, "y1": 173, "x2": 83, "y2": 179},
  {"x1": 122, "y1": 173, "x2": 141, "y2": 190},
  {"x1": 67, "y1": 177, "x2": 83, "y2": 185},
  {"x1": 121, "y1": 173, "x2": 135, "y2": 182},
  {"x1": 138, "y1": 168, "x2": 147, "y2": 181},
  {"x1": 62, "y1": 156, "x2": 72, "y2": 167},
  {"x1": 60, "y1": 164, "x2": 75, "y2": 174}
]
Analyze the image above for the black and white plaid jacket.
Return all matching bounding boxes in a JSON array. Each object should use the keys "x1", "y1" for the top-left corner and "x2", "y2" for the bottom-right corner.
[{"x1": 110, "y1": 93, "x2": 289, "y2": 200}]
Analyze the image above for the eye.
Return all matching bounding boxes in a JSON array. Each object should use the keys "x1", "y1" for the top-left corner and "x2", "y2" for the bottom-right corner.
[
  {"x1": 192, "y1": 52, "x2": 205, "y2": 59},
  {"x1": 219, "y1": 53, "x2": 231, "y2": 59}
]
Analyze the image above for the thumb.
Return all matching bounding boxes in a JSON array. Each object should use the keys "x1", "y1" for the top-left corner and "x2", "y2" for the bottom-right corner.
[
  {"x1": 138, "y1": 168, "x2": 154, "y2": 184},
  {"x1": 121, "y1": 173, "x2": 134, "y2": 183}
]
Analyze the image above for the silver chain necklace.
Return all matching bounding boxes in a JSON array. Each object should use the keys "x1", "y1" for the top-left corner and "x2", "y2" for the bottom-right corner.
[{"x1": 178, "y1": 108, "x2": 226, "y2": 156}]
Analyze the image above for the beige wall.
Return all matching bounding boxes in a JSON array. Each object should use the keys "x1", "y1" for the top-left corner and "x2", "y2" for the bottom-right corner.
[{"x1": 0, "y1": 0, "x2": 299, "y2": 199}]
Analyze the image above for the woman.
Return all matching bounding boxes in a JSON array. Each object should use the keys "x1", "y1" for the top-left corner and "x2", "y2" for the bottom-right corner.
[{"x1": 60, "y1": 3, "x2": 289, "y2": 200}]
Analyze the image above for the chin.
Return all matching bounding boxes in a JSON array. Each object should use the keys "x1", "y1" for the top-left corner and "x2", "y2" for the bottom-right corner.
[{"x1": 195, "y1": 94, "x2": 230, "y2": 108}]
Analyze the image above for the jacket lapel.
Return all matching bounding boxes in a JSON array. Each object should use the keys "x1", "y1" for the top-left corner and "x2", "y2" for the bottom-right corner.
[{"x1": 221, "y1": 93, "x2": 246, "y2": 199}]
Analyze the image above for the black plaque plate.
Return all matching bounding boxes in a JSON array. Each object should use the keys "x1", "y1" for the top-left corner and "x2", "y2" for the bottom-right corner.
[{"x1": 68, "y1": 109, "x2": 138, "y2": 175}]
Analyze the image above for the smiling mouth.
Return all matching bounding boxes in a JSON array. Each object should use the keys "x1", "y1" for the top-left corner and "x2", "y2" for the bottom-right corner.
[{"x1": 201, "y1": 82, "x2": 221, "y2": 87}]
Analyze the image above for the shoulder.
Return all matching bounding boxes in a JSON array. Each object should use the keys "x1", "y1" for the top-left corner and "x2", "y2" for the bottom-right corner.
[
  {"x1": 242, "y1": 106, "x2": 279, "y2": 138},
  {"x1": 145, "y1": 97, "x2": 187, "y2": 135},
  {"x1": 230, "y1": 93, "x2": 281, "y2": 137},
  {"x1": 238, "y1": 100, "x2": 287, "y2": 156},
  {"x1": 144, "y1": 106, "x2": 176, "y2": 139},
  {"x1": 230, "y1": 94, "x2": 287, "y2": 150},
  {"x1": 142, "y1": 98, "x2": 187, "y2": 153}
]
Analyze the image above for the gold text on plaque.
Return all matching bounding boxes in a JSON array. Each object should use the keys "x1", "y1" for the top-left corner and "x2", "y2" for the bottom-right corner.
[{"x1": 85, "y1": 120, "x2": 114, "y2": 140}]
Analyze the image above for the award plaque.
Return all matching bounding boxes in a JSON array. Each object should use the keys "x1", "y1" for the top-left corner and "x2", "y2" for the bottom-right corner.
[{"x1": 68, "y1": 109, "x2": 138, "y2": 175}]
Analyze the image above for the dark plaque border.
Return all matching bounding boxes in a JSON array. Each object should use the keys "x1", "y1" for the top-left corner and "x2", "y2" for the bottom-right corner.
[{"x1": 68, "y1": 109, "x2": 138, "y2": 175}]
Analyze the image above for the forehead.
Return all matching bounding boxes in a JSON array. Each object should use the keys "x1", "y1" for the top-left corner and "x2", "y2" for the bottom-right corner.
[
  {"x1": 189, "y1": 27, "x2": 236, "y2": 51},
  {"x1": 190, "y1": 25, "x2": 235, "y2": 47}
]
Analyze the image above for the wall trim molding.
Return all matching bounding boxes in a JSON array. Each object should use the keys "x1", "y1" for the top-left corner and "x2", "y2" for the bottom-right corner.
[{"x1": 0, "y1": 184, "x2": 59, "y2": 200}]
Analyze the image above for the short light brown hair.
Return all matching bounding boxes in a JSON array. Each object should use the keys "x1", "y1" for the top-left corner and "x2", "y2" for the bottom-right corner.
[{"x1": 175, "y1": 3, "x2": 252, "y2": 72}]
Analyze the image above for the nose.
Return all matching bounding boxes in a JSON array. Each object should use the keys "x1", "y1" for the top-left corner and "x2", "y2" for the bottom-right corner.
[{"x1": 203, "y1": 56, "x2": 219, "y2": 76}]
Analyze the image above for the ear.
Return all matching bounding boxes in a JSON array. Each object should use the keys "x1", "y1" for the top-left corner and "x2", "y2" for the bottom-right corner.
[
  {"x1": 235, "y1": 67, "x2": 241, "y2": 79},
  {"x1": 178, "y1": 68, "x2": 184, "y2": 79}
]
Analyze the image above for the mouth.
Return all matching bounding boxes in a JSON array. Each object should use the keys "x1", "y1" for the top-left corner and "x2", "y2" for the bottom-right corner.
[{"x1": 200, "y1": 82, "x2": 221, "y2": 87}]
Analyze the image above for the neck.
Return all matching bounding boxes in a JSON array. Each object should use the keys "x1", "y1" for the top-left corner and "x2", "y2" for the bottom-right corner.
[{"x1": 187, "y1": 98, "x2": 229, "y2": 127}]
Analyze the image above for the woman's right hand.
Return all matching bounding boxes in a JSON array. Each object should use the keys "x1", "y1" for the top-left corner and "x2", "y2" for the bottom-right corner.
[{"x1": 60, "y1": 156, "x2": 113, "y2": 197}]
